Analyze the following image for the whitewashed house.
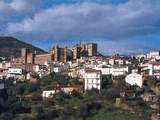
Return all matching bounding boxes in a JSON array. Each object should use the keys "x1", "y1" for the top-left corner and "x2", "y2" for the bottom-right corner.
[
  {"x1": 26, "y1": 73, "x2": 31, "y2": 80},
  {"x1": 7, "y1": 68, "x2": 23, "y2": 77},
  {"x1": 109, "y1": 59, "x2": 115, "y2": 65},
  {"x1": 115, "y1": 59, "x2": 125, "y2": 65},
  {"x1": 33, "y1": 65, "x2": 47, "y2": 73},
  {"x1": 8, "y1": 68, "x2": 23, "y2": 75},
  {"x1": 7, "y1": 68, "x2": 24, "y2": 80},
  {"x1": 125, "y1": 73, "x2": 143, "y2": 88},
  {"x1": 93, "y1": 64, "x2": 129, "y2": 76},
  {"x1": 141, "y1": 62, "x2": 160, "y2": 78},
  {"x1": 146, "y1": 51, "x2": 160, "y2": 59},
  {"x1": 33, "y1": 65, "x2": 48, "y2": 78},
  {"x1": 42, "y1": 90, "x2": 57, "y2": 98},
  {"x1": 78, "y1": 69, "x2": 86, "y2": 79},
  {"x1": 0, "y1": 62, "x2": 11, "y2": 69},
  {"x1": 151, "y1": 62, "x2": 160, "y2": 78},
  {"x1": 111, "y1": 65, "x2": 129, "y2": 76},
  {"x1": 53, "y1": 67, "x2": 62, "y2": 73},
  {"x1": 84, "y1": 69, "x2": 102, "y2": 91},
  {"x1": 93, "y1": 65, "x2": 112, "y2": 75}
]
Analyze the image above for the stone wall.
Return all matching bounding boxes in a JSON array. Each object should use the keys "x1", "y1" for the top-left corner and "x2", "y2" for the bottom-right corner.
[{"x1": 35, "y1": 54, "x2": 51, "y2": 65}]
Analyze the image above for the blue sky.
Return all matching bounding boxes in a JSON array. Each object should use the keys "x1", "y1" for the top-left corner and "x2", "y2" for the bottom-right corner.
[{"x1": 0, "y1": 0, "x2": 160, "y2": 55}]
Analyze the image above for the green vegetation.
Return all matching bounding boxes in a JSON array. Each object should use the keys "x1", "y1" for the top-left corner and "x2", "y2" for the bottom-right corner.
[
  {"x1": 0, "y1": 73, "x2": 155, "y2": 120},
  {"x1": 40, "y1": 72, "x2": 82, "y2": 90},
  {"x1": 16, "y1": 83, "x2": 39, "y2": 95},
  {"x1": 88, "y1": 109, "x2": 143, "y2": 120}
]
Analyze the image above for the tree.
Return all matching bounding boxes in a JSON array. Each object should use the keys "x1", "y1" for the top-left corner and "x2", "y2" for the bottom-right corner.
[
  {"x1": 54, "y1": 91, "x2": 70, "y2": 105},
  {"x1": 0, "y1": 98, "x2": 6, "y2": 113},
  {"x1": 102, "y1": 75, "x2": 112, "y2": 88},
  {"x1": 0, "y1": 89, "x2": 8, "y2": 101},
  {"x1": 0, "y1": 112, "x2": 13, "y2": 120},
  {"x1": 40, "y1": 73, "x2": 70, "y2": 90},
  {"x1": 16, "y1": 83, "x2": 39, "y2": 95},
  {"x1": 79, "y1": 103, "x2": 90, "y2": 120},
  {"x1": 145, "y1": 76, "x2": 157, "y2": 87},
  {"x1": 31, "y1": 105, "x2": 49, "y2": 120},
  {"x1": 103, "y1": 87, "x2": 120, "y2": 100},
  {"x1": 12, "y1": 101, "x2": 31, "y2": 114},
  {"x1": 72, "y1": 90, "x2": 83, "y2": 99}
]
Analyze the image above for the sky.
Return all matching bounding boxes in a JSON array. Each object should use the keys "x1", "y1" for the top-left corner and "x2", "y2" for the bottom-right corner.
[{"x1": 0, "y1": 0, "x2": 160, "y2": 55}]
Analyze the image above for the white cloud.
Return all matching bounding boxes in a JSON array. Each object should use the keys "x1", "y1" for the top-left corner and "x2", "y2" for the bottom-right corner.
[
  {"x1": 11, "y1": 0, "x2": 43, "y2": 15},
  {"x1": 0, "y1": 0, "x2": 43, "y2": 34},
  {"x1": 5, "y1": 0, "x2": 160, "y2": 41},
  {"x1": 0, "y1": 0, "x2": 42, "y2": 15},
  {"x1": 0, "y1": 1, "x2": 13, "y2": 15}
]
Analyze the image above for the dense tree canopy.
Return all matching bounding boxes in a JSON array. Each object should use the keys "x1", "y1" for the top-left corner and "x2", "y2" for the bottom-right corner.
[{"x1": 0, "y1": 73, "x2": 155, "y2": 120}]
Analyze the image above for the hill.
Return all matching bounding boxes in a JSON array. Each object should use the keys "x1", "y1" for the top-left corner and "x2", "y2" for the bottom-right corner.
[{"x1": 0, "y1": 37, "x2": 46, "y2": 57}]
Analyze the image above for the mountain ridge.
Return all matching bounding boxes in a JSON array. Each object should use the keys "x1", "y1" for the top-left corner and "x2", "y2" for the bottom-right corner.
[{"x1": 0, "y1": 36, "x2": 46, "y2": 57}]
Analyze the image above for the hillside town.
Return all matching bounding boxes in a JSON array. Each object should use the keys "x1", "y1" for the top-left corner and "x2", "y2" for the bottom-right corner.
[{"x1": 0, "y1": 42, "x2": 160, "y2": 120}]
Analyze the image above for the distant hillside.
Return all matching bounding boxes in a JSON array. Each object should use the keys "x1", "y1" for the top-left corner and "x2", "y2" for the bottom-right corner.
[{"x1": 0, "y1": 37, "x2": 46, "y2": 57}]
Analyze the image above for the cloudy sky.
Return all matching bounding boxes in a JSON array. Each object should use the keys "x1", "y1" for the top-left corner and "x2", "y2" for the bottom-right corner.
[{"x1": 0, "y1": 0, "x2": 160, "y2": 55}]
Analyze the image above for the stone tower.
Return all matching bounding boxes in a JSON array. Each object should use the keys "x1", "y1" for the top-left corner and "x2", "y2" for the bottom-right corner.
[
  {"x1": 54, "y1": 45, "x2": 59, "y2": 62},
  {"x1": 21, "y1": 48, "x2": 28, "y2": 64},
  {"x1": 87, "y1": 43, "x2": 97, "y2": 57}
]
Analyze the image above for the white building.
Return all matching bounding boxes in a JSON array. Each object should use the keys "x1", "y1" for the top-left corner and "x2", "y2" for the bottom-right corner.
[
  {"x1": 53, "y1": 67, "x2": 62, "y2": 73},
  {"x1": 26, "y1": 73, "x2": 31, "y2": 80},
  {"x1": 151, "y1": 62, "x2": 160, "y2": 78},
  {"x1": 8, "y1": 68, "x2": 23, "y2": 75},
  {"x1": 84, "y1": 69, "x2": 102, "y2": 91},
  {"x1": 33, "y1": 65, "x2": 47, "y2": 73},
  {"x1": 93, "y1": 65, "x2": 112, "y2": 75},
  {"x1": 42, "y1": 90, "x2": 57, "y2": 98},
  {"x1": 125, "y1": 73, "x2": 143, "y2": 88},
  {"x1": 146, "y1": 51, "x2": 160, "y2": 59},
  {"x1": 6, "y1": 68, "x2": 24, "y2": 80},
  {"x1": 0, "y1": 62, "x2": 11, "y2": 69},
  {"x1": 33, "y1": 65, "x2": 49, "y2": 78},
  {"x1": 109, "y1": 59, "x2": 115, "y2": 65},
  {"x1": 115, "y1": 59, "x2": 125, "y2": 65},
  {"x1": 92, "y1": 64, "x2": 128, "y2": 76},
  {"x1": 141, "y1": 62, "x2": 160, "y2": 78},
  {"x1": 111, "y1": 66, "x2": 129, "y2": 76},
  {"x1": 109, "y1": 57, "x2": 126, "y2": 65},
  {"x1": 78, "y1": 69, "x2": 86, "y2": 78}
]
